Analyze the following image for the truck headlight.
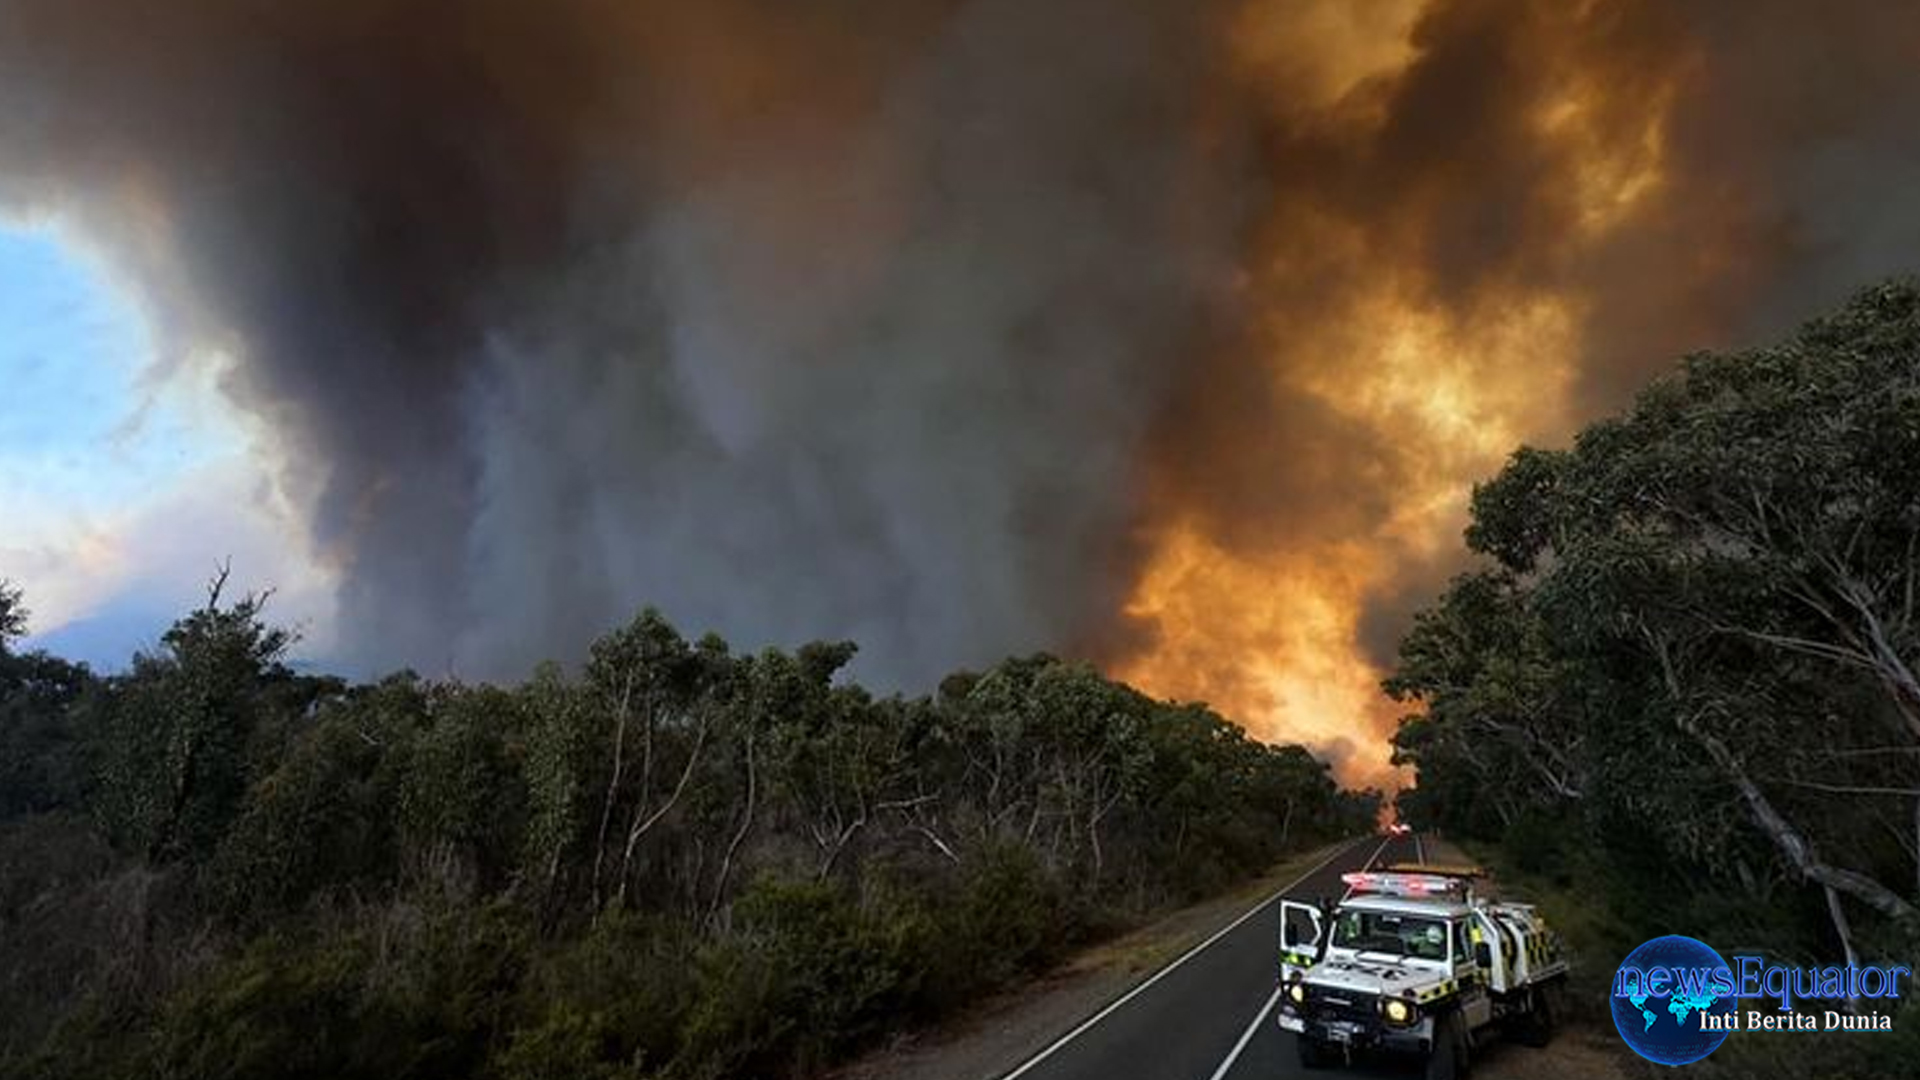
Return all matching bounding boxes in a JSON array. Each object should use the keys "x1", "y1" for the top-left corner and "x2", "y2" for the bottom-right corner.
[
  {"x1": 1288, "y1": 982, "x2": 1306, "y2": 1004},
  {"x1": 1384, "y1": 998, "x2": 1414, "y2": 1024}
]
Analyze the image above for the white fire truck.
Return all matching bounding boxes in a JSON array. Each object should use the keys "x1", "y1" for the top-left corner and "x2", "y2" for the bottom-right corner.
[{"x1": 1276, "y1": 865, "x2": 1566, "y2": 1080}]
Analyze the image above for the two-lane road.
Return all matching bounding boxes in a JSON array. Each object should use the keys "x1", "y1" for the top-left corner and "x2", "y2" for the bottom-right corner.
[{"x1": 999, "y1": 833, "x2": 1429, "y2": 1080}]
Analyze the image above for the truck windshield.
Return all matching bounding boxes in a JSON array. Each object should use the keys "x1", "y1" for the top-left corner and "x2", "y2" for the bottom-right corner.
[{"x1": 1329, "y1": 911, "x2": 1450, "y2": 961}]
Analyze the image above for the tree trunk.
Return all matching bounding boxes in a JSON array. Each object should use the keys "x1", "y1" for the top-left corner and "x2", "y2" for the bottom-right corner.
[
  {"x1": 1654, "y1": 633, "x2": 1920, "y2": 930},
  {"x1": 709, "y1": 732, "x2": 756, "y2": 920},
  {"x1": 817, "y1": 816, "x2": 865, "y2": 880},
  {"x1": 1826, "y1": 885, "x2": 1862, "y2": 1011},
  {"x1": 149, "y1": 733, "x2": 201, "y2": 863},
  {"x1": 614, "y1": 719, "x2": 707, "y2": 909},
  {"x1": 589, "y1": 676, "x2": 633, "y2": 912}
]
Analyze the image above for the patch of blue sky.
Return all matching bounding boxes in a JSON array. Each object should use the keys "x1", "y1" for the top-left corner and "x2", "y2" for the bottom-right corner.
[
  {"x1": 0, "y1": 219, "x2": 336, "y2": 668},
  {"x1": 0, "y1": 221, "x2": 244, "y2": 518}
]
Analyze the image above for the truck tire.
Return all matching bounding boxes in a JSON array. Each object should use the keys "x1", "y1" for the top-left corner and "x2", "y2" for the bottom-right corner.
[
  {"x1": 1295, "y1": 1034, "x2": 1334, "y2": 1069},
  {"x1": 1516, "y1": 985, "x2": 1557, "y2": 1048},
  {"x1": 1425, "y1": 1013, "x2": 1468, "y2": 1080}
]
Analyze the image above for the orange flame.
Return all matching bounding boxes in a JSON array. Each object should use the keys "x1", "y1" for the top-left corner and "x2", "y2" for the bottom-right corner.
[
  {"x1": 1119, "y1": 294, "x2": 1580, "y2": 789},
  {"x1": 1116, "y1": 1, "x2": 1678, "y2": 789}
]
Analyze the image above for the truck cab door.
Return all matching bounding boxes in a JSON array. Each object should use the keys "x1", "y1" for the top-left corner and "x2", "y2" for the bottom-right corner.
[
  {"x1": 1453, "y1": 919, "x2": 1494, "y2": 1029},
  {"x1": 1469, "y1": 911, "x2": 1506, "y2": 992},
  {"x1": 1279, "y1": 899, "x2": 1324, "y2": 979}
]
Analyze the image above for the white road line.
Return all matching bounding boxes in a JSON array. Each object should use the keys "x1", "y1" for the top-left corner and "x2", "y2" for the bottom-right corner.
[
  {"x1": 1203, "y1": 984, "x2": 1284, "y2": 1080},
  {"x1": 995, "y1": 834, "x2": 1372, "y2": 1080},
  {"x1": 1208, "y1": 833, "x2": 1390, "y2": 1080},
  {"x1": 1199, "y1": 834, "x2": 1397, "y2": 1080},
  {"x1": 1362, "y1": 834, "x2": 1391, "y2": 870}
]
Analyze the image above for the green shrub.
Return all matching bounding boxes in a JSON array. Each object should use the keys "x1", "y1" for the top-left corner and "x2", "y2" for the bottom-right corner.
[
  {"x1": 151, "y1": 931, "x2": 367, "y2": 1080},
  {"x1": 205, "y1": 718, "x2": 397, "y2": 919},
  {"x1": 148, "y1": 900, "x2": 530, "y2": 1080},
  {"x1": 677, "y1": 876, "x2": 919, "y2": 1076},
  {"x1": 498, "y1": 912, "x2": 696, "y2": 1080},
  {"x1": 941, "y1": 842, "x2": 1077, "y2": 989}
]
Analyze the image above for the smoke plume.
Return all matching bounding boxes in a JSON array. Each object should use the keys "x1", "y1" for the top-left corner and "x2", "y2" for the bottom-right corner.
[{"x1": 4, "y1": 0, "x2": 1919, "y2": 783}]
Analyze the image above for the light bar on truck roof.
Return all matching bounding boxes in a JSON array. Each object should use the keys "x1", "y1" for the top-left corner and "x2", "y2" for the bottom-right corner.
[{"x1": 1341, "y1": 870, "x2": 1469, "y2": 897}]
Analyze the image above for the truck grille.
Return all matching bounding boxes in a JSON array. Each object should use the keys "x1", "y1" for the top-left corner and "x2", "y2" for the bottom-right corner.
[{"x1": 1307, "y1": 991, "x2": 1377, "y2": 1025}]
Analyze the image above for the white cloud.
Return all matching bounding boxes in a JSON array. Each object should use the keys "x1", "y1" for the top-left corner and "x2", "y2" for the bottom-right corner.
[
  {"x1": 11, "y1": 453, "x2": 338, "y2": 667},
  {"x1": 2, "y1": 222, "x2": 336, "y2": 668}
]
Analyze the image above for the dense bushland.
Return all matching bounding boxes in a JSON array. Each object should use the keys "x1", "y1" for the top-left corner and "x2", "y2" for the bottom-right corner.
[{"x1": 0, "y1": 576, "x2": 1373, "y2": 1080}]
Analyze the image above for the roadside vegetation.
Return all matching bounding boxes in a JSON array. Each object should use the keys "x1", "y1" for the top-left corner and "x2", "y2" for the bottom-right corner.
[
  {"x1": 1389, "y1": 281, "x2": 1920, "y2": 1077},
  {"x1": 0, "y1": 575, "x2": 1374, "y2": 1080}
]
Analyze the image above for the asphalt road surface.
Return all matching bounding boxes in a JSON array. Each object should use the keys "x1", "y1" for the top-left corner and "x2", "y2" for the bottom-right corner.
[{"x1": 997, "y1": 832, "x2": 1429, "y2": 1080}]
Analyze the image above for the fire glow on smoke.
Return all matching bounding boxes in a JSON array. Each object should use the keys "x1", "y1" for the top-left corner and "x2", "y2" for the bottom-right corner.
[{"x1": 1117, "y1": 2, "x2": 1678, "y2": 786}]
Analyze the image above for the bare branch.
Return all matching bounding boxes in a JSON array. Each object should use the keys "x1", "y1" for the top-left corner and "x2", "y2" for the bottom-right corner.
[
  {"x1": 911, "y1": 824, "x2": 961, "y2": 863},
  {"x1": 205, "y1": 558, "x2": 233, "y2": 610},
  {"x1": 1764, "y1": 777, "x2": 1920, "y2": 797},
  {"x1": 1711, "y1": 623, "x2": 1873, "y2": 668},
  {"x1": 709, "y1": 731, "x2": 756, "y2": 920},
  {"x1": 1646, "y1": 623, "x2": 1920, "y2": 930}
]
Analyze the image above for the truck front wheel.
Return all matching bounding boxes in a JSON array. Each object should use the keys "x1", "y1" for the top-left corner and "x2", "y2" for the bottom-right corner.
[{"x1": 1424, "y1": 1013, "x2": 1468, "y2": 1080}]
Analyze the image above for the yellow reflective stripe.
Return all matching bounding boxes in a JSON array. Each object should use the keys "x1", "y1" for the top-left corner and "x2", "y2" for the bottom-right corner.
[{"x1": 1522, "y1": 930, "x2": 1554, "y2": 968}]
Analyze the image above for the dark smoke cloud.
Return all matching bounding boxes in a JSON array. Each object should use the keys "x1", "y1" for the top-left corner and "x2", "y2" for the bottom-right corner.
[
  {"x1": 5, "y1": 0, "x2": 1920, "y2": 732},
  {"x1": 0, "y1": 0, "x2": 1253, "y2": 683},
  {"x1": 1568, "y1": 0, "x2": 1920, "y2": 403}
]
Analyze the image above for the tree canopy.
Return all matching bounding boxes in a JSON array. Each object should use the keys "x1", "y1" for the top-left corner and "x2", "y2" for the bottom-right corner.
[
  {"x1": 0, "y1": 583, "x2": 1369, "y2": 1080},
  {"x1": 1390, "y1": 279, "x2": 1920, "y2": 955}
]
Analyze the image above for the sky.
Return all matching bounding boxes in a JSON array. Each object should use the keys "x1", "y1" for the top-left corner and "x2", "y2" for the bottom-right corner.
[{"x1": 0, "y1": 220, "x2": 335, "y2": 669}]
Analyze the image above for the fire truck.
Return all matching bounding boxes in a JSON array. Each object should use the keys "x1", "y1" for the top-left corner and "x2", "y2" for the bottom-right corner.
[{"x1": 1275, "y1": 865, "x2": 1567, "y2": 1080}]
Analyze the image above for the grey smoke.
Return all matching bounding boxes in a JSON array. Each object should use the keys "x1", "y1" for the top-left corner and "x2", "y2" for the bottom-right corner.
[{"x1": 0, "y1": 0, "x2": 1251, "y2": 684}]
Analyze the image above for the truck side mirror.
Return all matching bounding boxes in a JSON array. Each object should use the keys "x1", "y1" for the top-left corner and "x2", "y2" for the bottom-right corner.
[{"x1": 1475, "y1": 942, "x2": 1492, "y2": 967}]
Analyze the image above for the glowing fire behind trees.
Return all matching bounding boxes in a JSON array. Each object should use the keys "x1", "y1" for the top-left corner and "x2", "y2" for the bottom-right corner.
[
  {"x1": 1116, "y1": 297, "x2": 1587, "y2": 788},
  {"x1": 1115, "y1": 1, "x2": 1683, "y2": 787}
]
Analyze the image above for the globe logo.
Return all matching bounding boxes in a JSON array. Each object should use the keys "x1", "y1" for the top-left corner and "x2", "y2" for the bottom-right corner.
[{"x1": 1611, "y1": 935, "x2": 1739, "y2": 1065}]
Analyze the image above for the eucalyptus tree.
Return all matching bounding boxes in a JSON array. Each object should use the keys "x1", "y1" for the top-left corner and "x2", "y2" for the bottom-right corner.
[{"x1": 1395, "y1": 280, "x2": 1920, "y2": 943}]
